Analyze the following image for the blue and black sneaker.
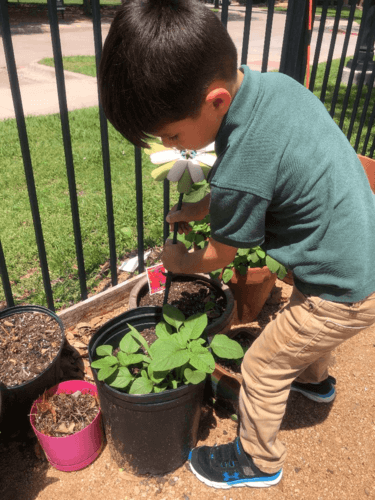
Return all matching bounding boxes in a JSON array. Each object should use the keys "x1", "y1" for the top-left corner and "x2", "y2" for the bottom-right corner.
[
  {"x1": 189, "y1": 437, "x2": 282, "y2": 489},
  {"x1": 291, "y1": 375, "x2": 336, "y2": 403}
]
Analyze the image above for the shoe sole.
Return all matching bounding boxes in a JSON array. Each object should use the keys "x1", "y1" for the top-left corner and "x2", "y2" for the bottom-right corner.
[
  {"x1": 189, "y1": 462, "x2": 283, "y2": 489},
  {"x1": 290, "y1": 385, "x2": 336, "y2": 403}
]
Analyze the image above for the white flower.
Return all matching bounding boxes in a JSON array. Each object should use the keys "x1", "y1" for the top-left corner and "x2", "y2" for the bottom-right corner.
[{"x1": 147, "y1": 143, "x2": 216, "y2": 194}]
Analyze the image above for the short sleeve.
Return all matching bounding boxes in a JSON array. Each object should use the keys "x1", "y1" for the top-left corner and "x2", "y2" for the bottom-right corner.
[{"x1": 209, "y1": 186, "x2": 269, "y2": 248}]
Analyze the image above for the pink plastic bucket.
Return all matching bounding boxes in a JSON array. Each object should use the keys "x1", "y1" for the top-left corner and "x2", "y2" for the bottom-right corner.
[{"x1": 30, "y1": 380, "x2": 104, "y2": 472}]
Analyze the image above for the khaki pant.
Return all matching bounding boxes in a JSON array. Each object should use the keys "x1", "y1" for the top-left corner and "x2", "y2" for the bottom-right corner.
[{"x1": 239, "y1": 286, "x2": 375, "y2": 474}]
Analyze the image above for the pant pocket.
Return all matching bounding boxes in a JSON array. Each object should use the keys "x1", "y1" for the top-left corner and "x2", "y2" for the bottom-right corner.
[{"x1": 296, "y1": 318, "x2": 365, "y2": 359}]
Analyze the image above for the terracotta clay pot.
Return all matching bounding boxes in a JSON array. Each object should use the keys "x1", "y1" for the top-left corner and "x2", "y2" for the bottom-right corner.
[
  {"x1": 211, "y1": 363, "x2": 242, "y2": 409},
  {"x1": 226, "y1": 267, "x2": 277, "y2": 324},
  {"x1": 358, "y1": 154, "x2": 375, "y2": 193},
  {"x1": 281, "y1": 269, "x2": 294, "y2": 286}
]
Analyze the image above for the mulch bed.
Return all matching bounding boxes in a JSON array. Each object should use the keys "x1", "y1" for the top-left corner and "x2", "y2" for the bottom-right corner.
[
  {"x1": 33, "y1": 389, "x2": 100, "y2": 437},
  {"x1": 0, "y1": 312, "x2": 63, "y2": 387},
  {"x1": 139, "y1": 278, "x2": 226, "y2": 323}
]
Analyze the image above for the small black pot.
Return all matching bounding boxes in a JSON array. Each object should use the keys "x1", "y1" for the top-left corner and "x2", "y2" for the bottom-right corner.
[
  {"x1": 0, "y1": 305, "x2": 65, "y2": 437},
  {"x1": 88, "y1": 306, "x2": 205, "y2": 475}
]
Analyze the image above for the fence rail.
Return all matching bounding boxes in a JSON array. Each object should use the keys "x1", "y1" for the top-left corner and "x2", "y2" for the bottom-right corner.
[{"x1": 0, "y1": 0, "x2": 374, "y2": 311}]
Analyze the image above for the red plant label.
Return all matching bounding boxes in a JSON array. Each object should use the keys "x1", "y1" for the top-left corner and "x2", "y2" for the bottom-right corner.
[{"x1": 146, "y1": 264, "x2": 167, "y2": 295}]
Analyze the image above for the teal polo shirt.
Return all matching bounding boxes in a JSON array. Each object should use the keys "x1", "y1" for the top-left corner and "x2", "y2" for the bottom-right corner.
[{"x1": 208, "y1": 66, "x2": 375, "y2": 303}]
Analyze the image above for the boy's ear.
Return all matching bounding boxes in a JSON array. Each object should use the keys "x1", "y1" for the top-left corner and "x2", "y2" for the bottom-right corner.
[{"x1": 205, "y1": 88, "x2": 232, "y2": 115}]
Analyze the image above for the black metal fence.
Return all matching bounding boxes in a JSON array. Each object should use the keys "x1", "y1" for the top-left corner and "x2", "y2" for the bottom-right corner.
[{"x1": 0, "y1": 0, "x2": 374, "y2": 311}]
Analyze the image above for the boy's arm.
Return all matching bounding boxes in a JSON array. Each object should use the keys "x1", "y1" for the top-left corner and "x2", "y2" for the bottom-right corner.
[{"x1": 162, "y1": 237, "x2": 238, "y2": 274}]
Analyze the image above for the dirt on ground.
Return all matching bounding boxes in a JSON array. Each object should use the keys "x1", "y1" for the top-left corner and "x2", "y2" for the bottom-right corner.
[{"x1": 1, "y1": 279, "x2": 375, "y2": 500}]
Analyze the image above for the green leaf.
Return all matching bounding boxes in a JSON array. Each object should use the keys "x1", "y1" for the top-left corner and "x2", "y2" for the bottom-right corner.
[
  {"x1": 129, "y1": 377, "x2": 154, "y2": 395},
  {"x1": 184, "y1": 312, "x2": 208, "y2": 340},
  {"x1": 119, "y1": 331, "x2": 141, "y2": 354},
  {"x1": 120, "y1": 227, "x2": 132, "y2": 238},
  {"x1": 97, "y1": 365, "x2": 118, "y2": 381},
  {"x1": 108, "y1": 367, "x2": 133, "y2": 389},
  {"x1": 255, "y1": 247, "x2": 266, "y2": 259},
  {"x1": 204, "y1": 301, "x2": 215, "y2": 312},
  {"x1": 177, "y1": 231, "x2": 192, "y2": 249},
  {"x1": 91, "y1": 356, "x2": 118, "y2": 369},
  {"x1": 155, "y1": 321, "x2": 173, "y2": 339},
  {"x1": 174, "y1": 329, "x2": 190, "y2": 348},
  {"x1": 96, "y1": 345, "x2": 113, "y2": 357},
  {"x1": 153, "y1": 383, "x2": 168, "y2": 393},
  {"x1": 209, "y1": 269, "x2": 222, "y2": 280},
  {"x1": 170, "y1": 379, "x2": 179, "y2": 389},
  {"x1": 210, "y1": 335, "x2": 244, "y2": 360},
  {"x1": 248, "y1": 252, "x2": 261, "y2": 266},
  {"x1": 184, "y1": 368, "x2": 207, "y2": 385},
  {"x1": 128, "y1": 323, "x2": 149, "y2": 352},
  {"x1": 277, "y1": 265, "x2": 288, "y2": 280},
  {"x1": 238, "y1": 265, "x2": 248, "y2": 275},
  {"x1": 149, "y1": 339, "x2": 190, "y2": 371},
  {"x1": 117, "y1": 352, "x2": 145, "y2": 366},
  {"x1": 237, "y1": 248, "x2": 250, "y2": 257},
  {"x1": 222, "y1": 268, "x2": 234, "y2": 283},
  {"x1": 148, "y1": 364, "x2": 169, "y2": 384},
  {"x1": 189, "y1": 351, "x2": 215, "y2": 374},
  {"x1": 162, "y1": 304, "x2": 185, "y2": 330},
  {"x1": 265, "y1": 255, "x2": 280, "y2": 274},
  {"x1": 189, "y1": 341, "x2": 208, "y2": 354}
]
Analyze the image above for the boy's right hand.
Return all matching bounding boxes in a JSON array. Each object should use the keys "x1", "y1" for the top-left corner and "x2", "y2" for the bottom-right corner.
[{"x1": 166, "y1": 194, "x2": 210, "y2": 235}]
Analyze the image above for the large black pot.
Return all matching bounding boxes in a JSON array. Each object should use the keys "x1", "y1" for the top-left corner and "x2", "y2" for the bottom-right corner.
[
  {"x1": 88, "y1": 306, "x2": 205, "y2": 476},
  {"x1": 0, "y1": 305, "x2": 65, "y2": 437}
]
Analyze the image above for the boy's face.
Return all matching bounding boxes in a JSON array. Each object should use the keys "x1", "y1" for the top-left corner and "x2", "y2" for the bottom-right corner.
[{"x1": 153, "y1": 88, "x2": 231, "y2": 151}]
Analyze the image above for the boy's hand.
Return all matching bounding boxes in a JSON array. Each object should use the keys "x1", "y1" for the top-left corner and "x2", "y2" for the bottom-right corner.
[
  {"x1": 167, "y1": 194, "x2": 210, "y2": 235},
  {"x1": 162, "y1": 239, "x2": 188, "y2": 273}
]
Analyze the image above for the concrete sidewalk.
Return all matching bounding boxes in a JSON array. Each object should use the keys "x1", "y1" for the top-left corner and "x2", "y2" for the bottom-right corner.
[{"x1": 0, "y1": 6, "x2": 360, "y2": 121}]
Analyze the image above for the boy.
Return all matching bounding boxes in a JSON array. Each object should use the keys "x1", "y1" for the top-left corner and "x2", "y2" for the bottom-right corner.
[{"x1": 99, "y1": 0, "x2": 375, "y2": 489}]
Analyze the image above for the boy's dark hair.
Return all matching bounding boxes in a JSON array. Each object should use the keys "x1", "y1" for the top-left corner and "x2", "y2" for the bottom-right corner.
[{"x1": 99, "y1": 0, "x2": 237, "y2": 148}]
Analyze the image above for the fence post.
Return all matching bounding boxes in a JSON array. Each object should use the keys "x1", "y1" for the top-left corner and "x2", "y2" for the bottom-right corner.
[{"x1": 279, "y1": 0, "x2": 309, "y2": 84}]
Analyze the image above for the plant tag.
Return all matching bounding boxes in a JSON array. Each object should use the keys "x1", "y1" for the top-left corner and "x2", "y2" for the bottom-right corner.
[
  {"x1": 146, "y1": 264, "x2": 167, "y2": 295},
  {"x1": 119, "y1": 250, "x2": 151, "y2": 272}
]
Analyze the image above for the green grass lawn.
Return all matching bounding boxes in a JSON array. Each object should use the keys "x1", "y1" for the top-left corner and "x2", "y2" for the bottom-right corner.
[
  {"x1": 0, "y1": 107, "x2": 178, "y2": 309},
  {"x1": 39, "y1": 56, "x2": 97, "y2": 77},
  {"x1": 39, "y1": 54, "x2": 375, "y2": 153},
  {"x1": 1, "y1": 53, "x2": 373, "y2": 309}
]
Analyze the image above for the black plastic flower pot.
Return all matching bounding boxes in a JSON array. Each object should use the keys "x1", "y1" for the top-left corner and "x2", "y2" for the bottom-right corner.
[
  {"x1": 0, "y1": 305, "x2": 65, "y2": 437},
  {"x1": 129, "y1": 273, "x2": 236, "y2": 338},
  {"x1": 88, "y1": 306, "x2": 206, "y2": 476}
]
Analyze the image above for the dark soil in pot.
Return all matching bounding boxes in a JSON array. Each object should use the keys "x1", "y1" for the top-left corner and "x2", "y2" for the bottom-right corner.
[
  {"x1": 0, "y1": 311, "x2": 63, "y2": 387},
  {"x1": 33, "y1": 390, "x2": 100, "y2": 437},
  {"x1": 139, "y1": 278, "x2": 225, "y2": 323}
]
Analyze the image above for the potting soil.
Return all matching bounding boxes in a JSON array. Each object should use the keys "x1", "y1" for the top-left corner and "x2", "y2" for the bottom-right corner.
[
  {"x1": 0, "y1": 312, "x2": 62, "y2": 387},
  {"x1": 139, "y1": 279, "x2": 225, "y2": 322},
  {"x1": 33, "y1": 391, "x2": 100, "y2": 437}
]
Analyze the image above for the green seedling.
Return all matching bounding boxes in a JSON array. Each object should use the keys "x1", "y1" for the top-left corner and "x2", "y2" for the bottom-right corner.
[{"x1": 91, "y1": 304, "x2": 244, "y2": 395}]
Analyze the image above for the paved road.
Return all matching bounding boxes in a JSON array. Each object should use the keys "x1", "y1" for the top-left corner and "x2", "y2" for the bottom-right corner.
[{"x1": 0, "y1": 5, "x2": 359, "y2": 120}]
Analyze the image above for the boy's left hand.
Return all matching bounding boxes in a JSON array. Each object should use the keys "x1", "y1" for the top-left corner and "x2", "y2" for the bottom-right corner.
[{"x1": 162, "y1": 239, "x2": 188, "y2": 273}]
